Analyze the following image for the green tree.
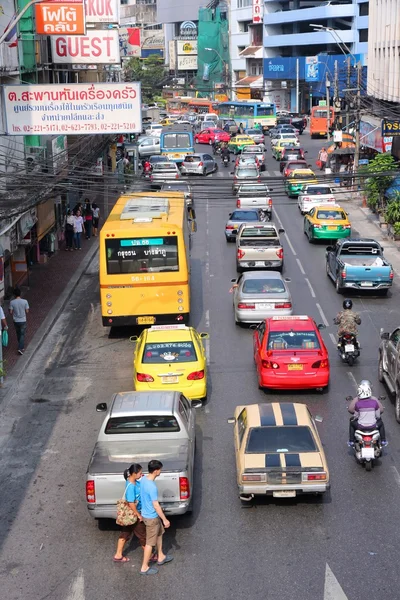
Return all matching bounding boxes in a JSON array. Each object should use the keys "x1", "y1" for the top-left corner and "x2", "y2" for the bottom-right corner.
[
  {"x1": 124, "y1": 55, "x2": 166, "y2": 103},
  {"x1": 362, "y1": 153, "x2": 397, "y2": 211}
]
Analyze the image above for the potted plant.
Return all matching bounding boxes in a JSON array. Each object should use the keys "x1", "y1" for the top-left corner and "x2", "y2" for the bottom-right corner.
[
  {"x1": 385, "y1": 197, "x2": 400, "y2": 230},
  {"x1": 393, "y1": 222, "x2": 400, "y2": 241}
]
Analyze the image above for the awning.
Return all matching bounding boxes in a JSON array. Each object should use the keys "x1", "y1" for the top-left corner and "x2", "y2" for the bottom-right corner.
[
  {"x1": 239, "y1": 46, "x2": 263, "y2": 59},
  {"x1": 235, "y1": 76, "x2": 263, "y2": 88}
]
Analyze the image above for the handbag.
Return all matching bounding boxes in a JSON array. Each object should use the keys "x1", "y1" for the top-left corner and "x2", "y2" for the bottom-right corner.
[
  {"x1": 2, "y1": 329, "x2": 8, "y2": 347},
  {"x1": 116, "y1": 482, "x2": 138, "y2": 526},
  {"x1": 316, "y1": 159, "x2": 322, "y2": 168}
]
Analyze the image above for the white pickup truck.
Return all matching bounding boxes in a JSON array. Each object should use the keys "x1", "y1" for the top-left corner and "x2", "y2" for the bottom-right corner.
[
  {"x1": 236, "y1": 183, "x2": 273, "y2": 216},
  {"x1": 86, "y1": 391, "x2": 196, "y2": 523}
]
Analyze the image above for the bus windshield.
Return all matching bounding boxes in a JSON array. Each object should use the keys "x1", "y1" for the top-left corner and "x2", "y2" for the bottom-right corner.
[
  {"x1": 106, "y1": 236, "x2": 179, "y2": 274},
  {"x1": 162, "y1": 133, "x2": 192, "y2": 149}
]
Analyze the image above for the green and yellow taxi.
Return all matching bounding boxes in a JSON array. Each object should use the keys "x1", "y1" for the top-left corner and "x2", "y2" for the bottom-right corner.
[
  {"x1": 228, "y1": 402, "x2": 330, "y2": 502},
  {"x1": 272, "y1": 141, "x2": 297, "y2": 161},
  {"x1": 228, "y1": 135, "x2": 256, "y2": 154},
  {"x1": 131, "y1": 325, "x2": 209, "y2": 403},
  {"x1": 303, "y1": 204, "x2": 352, "y2": 243},
  {"x1": 285, "y1": 168, "x2": 318, "y2": 198}
]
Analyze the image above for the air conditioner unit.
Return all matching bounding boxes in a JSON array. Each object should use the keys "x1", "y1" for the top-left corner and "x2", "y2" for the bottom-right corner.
[{"x1": 25, "y1": 146, "x2": 47, "y2": 173}]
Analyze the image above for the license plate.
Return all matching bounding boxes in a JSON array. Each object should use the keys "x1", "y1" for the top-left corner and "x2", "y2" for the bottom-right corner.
[
  {"x1": 273, "y1": 490, "x2": 296, "y2": 498},
  {"x1": 258, "y1": 303, "x2": 273, "y2": 309},
  {"x1": 344, "y1": 344, "x2": 355, "y2": 352},
  {"x1": 327, "y1": 226, "x2": 337, "y2": 230},
  {"x1": 320, "y1": 132, "x2": 325, "y2": 135},
  {"x1": 137, "y1": 316, "x2": 156, "y2": 325},
  {"x1": 361, "y1": 447, "x2": 375, "y2": 459},
  {"x1": 255, "y1": 261, "x2": 266, "y2": 266},
  {"x1": 288, "y1": 364, "x2": 303, "y2": 371},
  {"x1": 361, "y1": 281, "x2": 373, "y2": 287},
  {"x1": 161, "y1": 376, "x2": 179, "y2": 384}
]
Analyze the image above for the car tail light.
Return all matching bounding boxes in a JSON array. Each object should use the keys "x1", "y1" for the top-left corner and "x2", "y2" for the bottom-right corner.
[
  {"x1": 238, "y1": 302, "x2": 255, "y2": 309},
  {"x1": 257, "y1": 177, "x2": 261, "y2": 182},
  {"x1": 329, "y1": 197, "x2": 335, "y2": 202},
  {"x1": 302, "y1": 472, "x2": 327, "y2": 482},
  {"x1": 242, "y1": 474, "x2": 265, "y2": 482},
  {"x1": 179, "y1": 477, "x2": 190, "y2": 500},
  {"x1": 237, "y1": 248, "x2": 245, "y2": 259},
  {"x1": 237, "y1": 199, "x2": 241, "y2": 208},
  {"x1": 262, "y1": 360, "x2": 279, "y2": 369},
  {"x1": 187, "y1": 370, "x2": 204, "y2": 380},
  {"x1": 341, "y1": 269, "x2": 346, "y2": 279},
  {"x1": 276, "y1": 248, "x2": 283, "y2": 259},
  {"x1": 303, "y1": 196, "x2": 310, "y2": 202},
  {"x1": 390, "y1": 269, "x2": 394, "y2": 280},
  {"x1": 313, "y1": 224, "x2": 322, "y2": 229},
  {"x1": 343, "y1": 224, "x2": 351, "y2": 229},
  {"x1": 86, "y1": 480, "x2": 96, "y2": 503},
  {"x1": 198, "y1": 161, "x2": 203, "y2": 167},
  {"x1": 268, "y1": 198, "x2": 272, "y2": 207},
  {"x1": 312, "y1": 359, "x2": 329, "y2": 368},
  {"x1": 136, "y1": 373, "x2": 154, "y2": 382},
  {"x1": 275, "y1": 302, "x2": 292, "y2": 309},
  {"x1": 226, "y1": 225, "x2": 234, "y2": 230}
]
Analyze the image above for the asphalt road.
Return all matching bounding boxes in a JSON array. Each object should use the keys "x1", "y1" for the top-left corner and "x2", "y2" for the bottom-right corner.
[{"x1": 1, "y1": 133, "x2": 400, "y2": 600}]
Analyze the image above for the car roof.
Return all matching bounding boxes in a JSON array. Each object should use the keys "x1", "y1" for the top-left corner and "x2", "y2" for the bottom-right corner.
[
  {"x1": 266, "y1": 315, "x2": 317, "y2": 332},
  {"x1": 144, "y1": 325, "x2": 195, "y2": 343},
  {"x1": 291, "y1": 169, "x2": 315, "y2": 175},
  {"x1": 313, "y1": 204, "x2": 344, "y2": 212},
  {"x1": 235, "y1": 402, "x2": 312, "y2": 428},
  {"x1": 110, "y1": 391, "x2": 178, "y2": 417},
  {"x1": 242, "y1": 271, "x2": 283, "y2": 280}
]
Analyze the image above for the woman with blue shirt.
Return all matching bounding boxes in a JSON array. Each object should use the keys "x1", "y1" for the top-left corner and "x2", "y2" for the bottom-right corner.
[{"x1": 114, "y1": 464, "x2": 147, "y2": 563}]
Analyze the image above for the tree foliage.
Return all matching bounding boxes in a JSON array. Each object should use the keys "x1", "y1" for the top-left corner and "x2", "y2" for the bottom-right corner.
[
  {"x1": 362, "y1": 153, "x2": 397, "y2": 211},
  {"x1": 124, "y1": 55, "x2": 166, "y2": 102}
]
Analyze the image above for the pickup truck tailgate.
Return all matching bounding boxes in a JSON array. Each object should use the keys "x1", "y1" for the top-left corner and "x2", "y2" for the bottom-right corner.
[
  {"x1": 237, "y1": 196, "x2": 271, "y2": 209},
  {"x1": 239, "y1": 239, "x2": 281, "y2": 262},
  {"x1": 342, "y1": 257, "x2": 392, "y2": 283}
]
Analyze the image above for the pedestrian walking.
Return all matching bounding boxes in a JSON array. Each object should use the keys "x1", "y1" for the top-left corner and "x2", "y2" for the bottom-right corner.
[
  {"x1": 0, "y1": 305, "x2": 8, "y2": 331},
  {"x1": 114, "y1": 464, "x2": 157, "y2": 564},
  {"x1": 140, "y1": 460, "x2": 173, "y2": 576},
  {"x1": 65, "y1": 209, "x2": 75, "y2": 251},
  {"x1": 318, "y1": 147, "x2": 328, "y2": 171},
  {"x1": 92, "y1": 203, "x2": 100, "y2": 237},
  {"x1": 73, "y1": 209, "x2": 84, "y2": 250},
  {"x1": 238, "y1": 122, "x2": 244, "y2": 134},
  {"x1": 84, "y1": 201, "x2": 93, "y2": 239},
  {"x1": 9, "y1": 287, "x2": 29, "y2": 355}
]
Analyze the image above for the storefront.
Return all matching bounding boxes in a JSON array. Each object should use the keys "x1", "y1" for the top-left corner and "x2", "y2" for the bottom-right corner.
[
  {"x1": 0, "y1": 208, "x2": 37, "y2": 297},
  {"x1": 36, "y1": 198, "x2": 57, "y2": 263}
]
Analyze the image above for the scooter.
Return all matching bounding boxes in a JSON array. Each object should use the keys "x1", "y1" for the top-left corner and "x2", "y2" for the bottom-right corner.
[
  {"x1": 222, "y1": 155, "x2": 229, "y2": 167},
  {"x1": 337, "y1": 332, "x2": 360, "y2": 366},
  {"x1": 346, "y1": 395, "x2": 384, "y2": 471}
]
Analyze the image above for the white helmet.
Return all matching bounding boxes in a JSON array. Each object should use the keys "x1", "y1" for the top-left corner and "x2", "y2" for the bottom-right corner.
[{"x1": 357, "y1": 381, "x2": 372, "y2": 399}]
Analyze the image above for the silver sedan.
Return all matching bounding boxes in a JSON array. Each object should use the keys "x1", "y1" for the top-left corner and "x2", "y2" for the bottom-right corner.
[
  {"x1": 180, "y1": 153, "x2": 217, "y2": 176},
  {"x1": 231, "y1": 271, "x2": 293, "y2": 324}
]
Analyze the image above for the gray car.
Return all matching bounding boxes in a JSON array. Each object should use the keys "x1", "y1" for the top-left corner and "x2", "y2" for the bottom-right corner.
[
  {"x1": 232, "y1": 165, "x2": 260, "y2": 194},
  {"x1": 225, "y1": 209, "x2": 262, "y2": 242},
  {"x1": 150, "y1": 161, "x2": 180, "y2": 188},
  {"x1": 137, "y1": 135, "x2": 161, "y2": 158},
  {"x1": 180, "y1": 153, "x2": 217, "y2": 176},
  {"x1": 160, "y1": 181, "x2": 194, "y2": 208},
  {"x1": 245, "y1": 128, "x2": 265, "y2": 145},
  {"x1": 231, "y1": 271, "x2": 293, "y2": 324}
]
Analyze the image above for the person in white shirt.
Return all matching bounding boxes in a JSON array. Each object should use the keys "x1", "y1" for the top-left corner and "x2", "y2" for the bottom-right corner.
[{"x1": 73, "y1": 209, "x2": 84, "y2": 250}]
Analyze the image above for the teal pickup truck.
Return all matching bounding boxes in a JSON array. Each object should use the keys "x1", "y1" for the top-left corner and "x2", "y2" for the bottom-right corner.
[{"x1": 326, "y1": 238, "x2": 394, "y2": 295}]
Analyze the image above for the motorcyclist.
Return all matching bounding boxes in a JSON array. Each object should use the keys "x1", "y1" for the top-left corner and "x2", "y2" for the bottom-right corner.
[
  {"x1": 212, "y1": 139, "x2": 221, "y2": 155},
  {"x1": 220, "y1": 144, "x2": 230, "y2": 162},
  {"x1": 334, "y1": 299, "x2": 361, "y2": 348},
  {"x1": 348, "y1": 380, "x2": 387, "y2": 447},
  {"x1": 142, "y1": 159, "x2": 151, "y2": 174}
]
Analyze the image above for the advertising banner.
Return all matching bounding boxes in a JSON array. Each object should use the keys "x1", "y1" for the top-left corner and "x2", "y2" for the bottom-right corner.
[
  {"x1": 35, "y1": 3, "x2": 86, "y2": 35},
  {"x1": 177, "y1": 40, "x2": 197, "y2": 55},
  {"x1": 382, "y1": 119, "x2": 400, "y2": 137},
  {"x1": 169, "y1": 40, "x2": 176, "y2": 70},
  {"x1": 50, "y1": 30, "x2": 119, "y2": 63},
  {"x1": 178, "y1": 55, "x2": 197, "y2": 70},
  {"x1": 119, "y1": 27, "x2": 141, "y2": 58},
  {"x1": 252, "y1": 0, "x2": 263, "y2": 24},
  {"x1": 305, "y1": 56, "x2": 319, "y2": 82},
  {"x1": 3, "y1": 82, "x2": 142, "y2": 135},
  {"x1": 84, "y1": 0, "x2": 119, "y2": 23}
]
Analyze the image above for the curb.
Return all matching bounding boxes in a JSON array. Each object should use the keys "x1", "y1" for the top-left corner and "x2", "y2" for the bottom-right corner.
[{"x1": 0, "y1": 242, "x2": 99, "y2": 406}]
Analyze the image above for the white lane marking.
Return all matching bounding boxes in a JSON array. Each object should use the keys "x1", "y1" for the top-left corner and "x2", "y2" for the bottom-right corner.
[
  {"x1": 304, "y1": 278, "x2": 316, "y2": 297},
  {"x1": 391, "y1": 466, "x2": 400, "y2": 488},
  {"x1": 205, "y1": 309, "x2": 210, "y2": 328},
  {"x1": 273, "y1": 170, "x2": 281, "y2": 177},
  {"x1": 324, "y1": 563, "x2": 349, "y2": 600},
  {"x1": 65, "y1": 569, "x2": 85, "y2": 600},
  {"x1": 296, "y1": 258, "x2": 306, "y2": 275},
  {"x1": 329, "y1": 333, "x2": 337, "y2": 347},
  {"x1": 273, "y1": 209, "x2": 297, "y2": 256},
  {"x1": 204, "y1": 339, "x2": 210, "y2": 365},
  {"x1": 347, "y1": 371, "x2": 358, "y2": 390},
  {"x1": 316, "y1": 303, "x2": 329, "y2": 326}
]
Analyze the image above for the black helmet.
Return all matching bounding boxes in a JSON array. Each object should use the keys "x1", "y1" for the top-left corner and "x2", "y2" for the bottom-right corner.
[{"x1": 343, "y1": 299, "x2": 353, "y2": 310}]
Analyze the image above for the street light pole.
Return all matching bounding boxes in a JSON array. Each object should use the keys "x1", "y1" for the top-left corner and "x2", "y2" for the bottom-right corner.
[{"x1": 326, "y1": 77, "x2": 331, "y2": 140}]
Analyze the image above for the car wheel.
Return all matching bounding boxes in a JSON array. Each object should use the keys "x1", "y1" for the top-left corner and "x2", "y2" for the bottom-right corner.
[
  {"x1": 195, "y1": 138, "x2": 199, "y2": 143},
  {"x1": 236, "y1": 264, "x2": 243, "y2": 273},
  {"x1": 378, "y1": 353, "x2": 384, "y2": 382},
  {"x1": 379, "y1": 289, "x2": 389, "y2": 297},
  {"x1": 317, "y1": 383, "x2": 330, "y2": 394},
  {"x1": 203, "y1": 168, "x2": 206, "y2": 176},
  {"x1": 395, "y1": 387, "x2": 400, "y2": 423},
  {"x1": 208, "y1": 139, "x2": 213, "y2": 145}
]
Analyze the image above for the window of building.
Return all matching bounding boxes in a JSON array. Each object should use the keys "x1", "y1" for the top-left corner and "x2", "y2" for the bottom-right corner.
[
  {"x1": 237, "y1": 0, "x2": 252, "y2": 7},
  {"x1": 237, "y1": 46, "x2": 245, "y2": 54},
  {"x1": 359, "y1": 2, "x2": 369, "y2": 16},
  {"x1": 137, "y1": 0, "x2": 156, "y2": 4},
  {"x1": 238, "y1": 20, "x2": 252, "y2": 32},
  {"x1": 249, "y1": 61, "x2": 263, "y2": 75},
  {"x1": 359, "y1": 29, "x2": 368, "y2": 42}
]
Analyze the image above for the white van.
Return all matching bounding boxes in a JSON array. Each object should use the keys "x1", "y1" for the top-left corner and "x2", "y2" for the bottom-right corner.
[{"x1": 145, "y1": 123, "x2": 163, "y2": 137}]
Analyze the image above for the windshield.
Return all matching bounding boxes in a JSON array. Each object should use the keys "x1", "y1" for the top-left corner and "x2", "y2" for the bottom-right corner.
[
  {"x1": 162, "y1": 133, "x2": 192, "y2": 149},
  {"x1": 241, "y1": 227, "x2": 277, "y2": 237},
  {"x1": 230, "y1": 210, "x2": 259, "y2": 221},
  {"x1": 106, "y1": 237, "x2": 179, "y2": 274},
  {"x1": 236, "y1": 168, "x2": 259, "y2": 177},
  {"x1": 105, "y1": 416, "x2": 180, "y2": 434},
  {"x1": 267, "y1": 330, "x2": 320, "y2": 350},
  {"x1": 305, "y1": 186, "x2": 331, "y2": 194},
  {"x1": 142, "y1": 341, "x2": 197, "y2": 363},
  {"x1": 246, "y1": 426, "x2": 317, "y2": 453},
  {"x1": 242, "y1": 278, "x2": 285, "y2": 293}
]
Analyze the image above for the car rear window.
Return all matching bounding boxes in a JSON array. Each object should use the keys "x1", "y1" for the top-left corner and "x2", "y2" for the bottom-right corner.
[
  {"x1": 316, "y1": 210, "x2": 346, "y2": 220},
  {"x1": 305, "y1": 186, "x2": 331, "y2": 194},
  {"x1": 153, "y1": 163, "x2": 177, "y2": 171},
  {"x1": 241, "y1": 227, "x2": 278, "y2": 237},
  {"x1": 246, "y1": 426, "x2": 317, "y2": 453},
  {"x1": 242, "y1": 278, "x2": 285, "y2": 293},
  {"x1": 142, "y1": 341, "x2": 197, "y2": 363},
  {"x1": 239, "y1": 185, "x2": 269, "y2": 196},
  {"x1": 267, "y1": 330, "x2": 320, "y2": 350},
  {"x1": 236, "y1": 168, "x2": 258, "y2": 177},
  {"x1": 287, "y1": 162, "x2": 306, "y2": 169},
  {"x1": 185, "y1": 155, "x2": 202, "y2": 162},
  {"x1": 292, "y1": 172, "x2": 314, "y2": 179},
  {"x1": 231, "y1": 210, "x2": 260, "y2": 221},
  {"x1": 105, "y1": 416, "x2": 180, "y2": 434}
]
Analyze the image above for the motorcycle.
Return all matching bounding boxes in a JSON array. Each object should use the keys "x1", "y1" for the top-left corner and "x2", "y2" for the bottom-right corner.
[
  {"x1": 337, "y1": 332, "x2": 360, "y2": 366},
  {"x1": 222, "y1": 155, "x2": 229, "y2": 167},
  {"x1": 259, "y1": 209, "x2": 271, "y2": 222},
  {"x1": 346, "y1": 395, "x2": 384, "y2": 471},
  {"x1": 213, "y1": 143, "x2": 222, "y2": 156}
]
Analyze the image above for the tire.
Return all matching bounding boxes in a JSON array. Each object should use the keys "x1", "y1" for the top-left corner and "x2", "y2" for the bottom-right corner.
[
  {"x1": 326, "y1": 261, "x2": 331, "y2": 277},
  {"x1": 236, "y1": 264, "x2": 243, "y2": 274},
  {"x1": 395, "y1": 388, "x2": 400, "y2": 423},
  {"x1": 195, "y1": 138, "x2": 199, "y2": 144},
  {"x1": 379, "y1": 289, "x2": 389, "y2": 297},
  {"x1": 365, "y1": 461, "x2": 372, "y2": 472},
  {"x1": 209, "y1": 139, "x2": 213, "y2": 145},
  {"x1": 347, "y1": 356, "x2": 354, "y2": 367},
  {"x1": 378, "y1": 354, "x2": 384, "y2": 382},
  {"x1": 203, "y1": 168, "x2": 206, "y2": 176},
  {"x1": 335, "y1": 278, "x2": 343, "y2": 294}
]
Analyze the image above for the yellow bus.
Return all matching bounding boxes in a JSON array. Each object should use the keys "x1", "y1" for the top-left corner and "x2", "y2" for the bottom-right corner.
[{"x1": 100, "y1": 192, "x2": 191, "y2": 327}]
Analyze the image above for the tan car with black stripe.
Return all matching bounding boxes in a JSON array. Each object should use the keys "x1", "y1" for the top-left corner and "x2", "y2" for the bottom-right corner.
[{"x1": 228, "y1": 402, "x2": 330, "y2": 502}]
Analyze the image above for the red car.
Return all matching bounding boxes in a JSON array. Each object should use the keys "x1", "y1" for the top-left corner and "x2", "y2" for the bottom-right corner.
[
  {"x1": 195, "y1": 128, "x2": 231, "y2": 145},
  {"x1": 253, "y1": 316, "x2": 330, "y2": 391},
  {"x1": 283, "y1": 159, "x2": 308, "y2": 178}
]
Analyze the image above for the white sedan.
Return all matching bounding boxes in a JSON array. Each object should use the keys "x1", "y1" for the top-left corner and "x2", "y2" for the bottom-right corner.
[{"x1": 298, "y1": 185, "x2": 337, "y2": 214}]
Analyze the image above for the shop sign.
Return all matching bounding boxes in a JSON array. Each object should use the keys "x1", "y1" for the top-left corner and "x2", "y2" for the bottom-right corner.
[
  {"x1": 382, "y1": 119, "x2": 400, "y2": 137},
  {"x1": 305, "y1": 56, "x2": 319, "y2": 82},
  {"x1": 46, "y1": 135, "x2": 68, "y2": 174},
  {"x1": 141, "y1": 31, "x2": 164, "y2": 51},
  {"x1": 360, "y1": 119, "x2": 392, "y2": 153},
  {"x1": 177, "y1": 55, "x2": 197, "y2": 70},
  {"x1": 35, "y1": 3, "x2": 86, "y2": 35},
  {"x1": 169, "y1": 40, "x2": 176, "y2": 70},
  {"x1": 252, "y1": 0, "x2": 263, "y2": 24},
  {"x1": 50, "y1": 30, "x2": 120, "y2": 63},
  {"x1": 119, "y1": 27, "x2": 141, "y2": 58},
  {"x1": 18, "y1": 209, "x2": 37, "y2": 241},
  {"x1": 179, "y1": 21, "x2": 197, "y2": 38},
  {"x1": 3, "y1": 82, "x2": 142, "y2": 136},
  {"x1": 177, "y1": 40, "x2": 197, "y2": 55},
  {"x1": 84, "y1": 0, "x2": 119, "y2": 23},
  {"x1": 72, "y1": 64, "x2": 97, "y2": 69}
]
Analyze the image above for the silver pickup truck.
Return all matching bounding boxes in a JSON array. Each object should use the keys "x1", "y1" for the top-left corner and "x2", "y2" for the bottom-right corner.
[
  {"x1": 236, "y1": 183, "x2": 273, "y2": 216},
  {"x1": 379, "y1": 326, "x2": 400, "y2": 421},
  {"x1": 86, "y1": 391, "x2": 196, "y2": 522},
  {"x1": 236, "y1": 222, "x2": 285, "y2": 273}
]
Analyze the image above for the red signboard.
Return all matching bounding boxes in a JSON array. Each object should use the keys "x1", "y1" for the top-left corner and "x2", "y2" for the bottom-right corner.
[{"x1": 252, "y1": 0, "x2": 263, "y2": 23}]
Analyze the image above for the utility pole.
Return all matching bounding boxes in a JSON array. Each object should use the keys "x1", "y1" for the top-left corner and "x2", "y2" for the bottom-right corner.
[
  {"x1": 326, "y1": 76, "x2": 331, "y2": 141},
  {"x1": 296, "y1": 58, "x2": 300, "y2": 113},
  {"x1": 333, "y1": 59, "x2": 339, "y2": 129},
  {"x1": 354, "y1": 62, "x2": 362, "y2": 176},
  {"x1": 345, "y1": 56, "x2": 351, "y2": 129}
]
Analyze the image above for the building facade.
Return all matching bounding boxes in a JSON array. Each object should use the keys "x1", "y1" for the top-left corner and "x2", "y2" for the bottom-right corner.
[
  {"x1": 367, "y1": 0, "x2": 400, "y2": 102},
  {"x1": 230, "y1": 0, "x2": 263, "y2": 99}
]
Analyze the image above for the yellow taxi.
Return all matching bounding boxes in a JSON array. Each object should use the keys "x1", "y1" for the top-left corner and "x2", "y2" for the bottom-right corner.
[
  {"x1": 271, "y1": 140, "x2": 298, "y2": 160},
  {"x1": 228, "y1": 402, "x2": 330, "y2": 503},
  {"x1": 303, "y1": 204, "x2": 352, "y2": 243},
  {"x1": 285, "y1": 168, "x2": 318, "y2": 198},
  {"x1": 228, "y1": 135, "x2": 256, "y2": 154},
  {"x1": 160, "y1": 118, "x2": 174, "y2": 126},
  {"x1": 131, "y1": 325, "x2": 209, "y2": 402}
]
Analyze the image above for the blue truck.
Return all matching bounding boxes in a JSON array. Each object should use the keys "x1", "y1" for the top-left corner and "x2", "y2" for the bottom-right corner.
[{"x1": 326, "y1": 238, "x2": 394, "y2": 295}]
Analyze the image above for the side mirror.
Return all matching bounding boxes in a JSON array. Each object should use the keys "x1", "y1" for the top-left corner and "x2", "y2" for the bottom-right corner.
[
  {"x1": 278, "y1": 228, "x2": 285, "y2": 233},
  {"x1": 379, "y1": 395, "x2": 386, "y2": 401},
  {"x1": 227, "y1": 418, "x2": 235, "y2": 424},
  {"x1": 317, "y1": 323, "x2": 326, "y2": 329},
  {"x1": 96, "y1": 402, "x2": 107, "y2": 412},
  {"x1": 314, "y1": 415, "x2": 323, "y2": 423},
  {"x1": 381, "y1": 246, "x2": 384, "y2": 250},
  {"x1": 380, "y1": 331, "x2": 389, "y2": 340},
  {"x1": 229, "y1": 213, "x2": 232, "y2": 217},
  {"x1": 231, "y1": 278, "x2": 237, "y2": 283},
  {"x1": 326, "y1": 245, "x2": 334, "y2": 252},
  {"x1": 305, "y1": 150, "x2": 308, "y2": 153},
  {"x1": 269, "y1": 188, "x2": 274, "y2": 191},
  {"x1": 130, "y1": 335, "x2": 138, "y2": 342},
  {"x1": 308, "y1": 164, "x2": 312, "y2": 168},
  {"x1": 199, "y1": 332, "x2": 209, "y2": 339},
  {"x1": 230, "y1": 172, "x2": 234, "y2": 175},
  {"x1": 249, "y1": 324, "x2": 258, "y2": 330}
]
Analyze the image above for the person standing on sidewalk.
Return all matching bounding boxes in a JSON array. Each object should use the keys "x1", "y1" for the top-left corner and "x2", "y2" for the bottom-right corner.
[
  {"x1": 0, "y1": 305, "x2": 8, "y2": 331},
  {"x1": 84, "y1": 201, "x2": 93, "y2": 240},
  {"x1": 318, "y1": 147, "x2": 328, "y2": 171},
  {"x1": 92, "y1": 203, "x2": 100, "y2": 237},
  {"x1": 65, "y1": 209, "x2": 75, "y2": 251},
  {"x1": 73, "y1": 209, "x2": 84, "y2": 250},
  {"x1": 140, "y1": 460, "x2": 173, "y2": 576},
  {"x1": 9, "y1": 288, "x2": 29, "y2": 355}
]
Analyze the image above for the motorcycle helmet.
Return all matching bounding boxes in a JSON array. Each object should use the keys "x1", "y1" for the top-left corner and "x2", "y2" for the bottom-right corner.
[
  {"x1": 357, "y1": 381, "x2": 372, "y2": 399},
  {"x1": 343, "y1": 299, "x2": 353, "y2": 310}
]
